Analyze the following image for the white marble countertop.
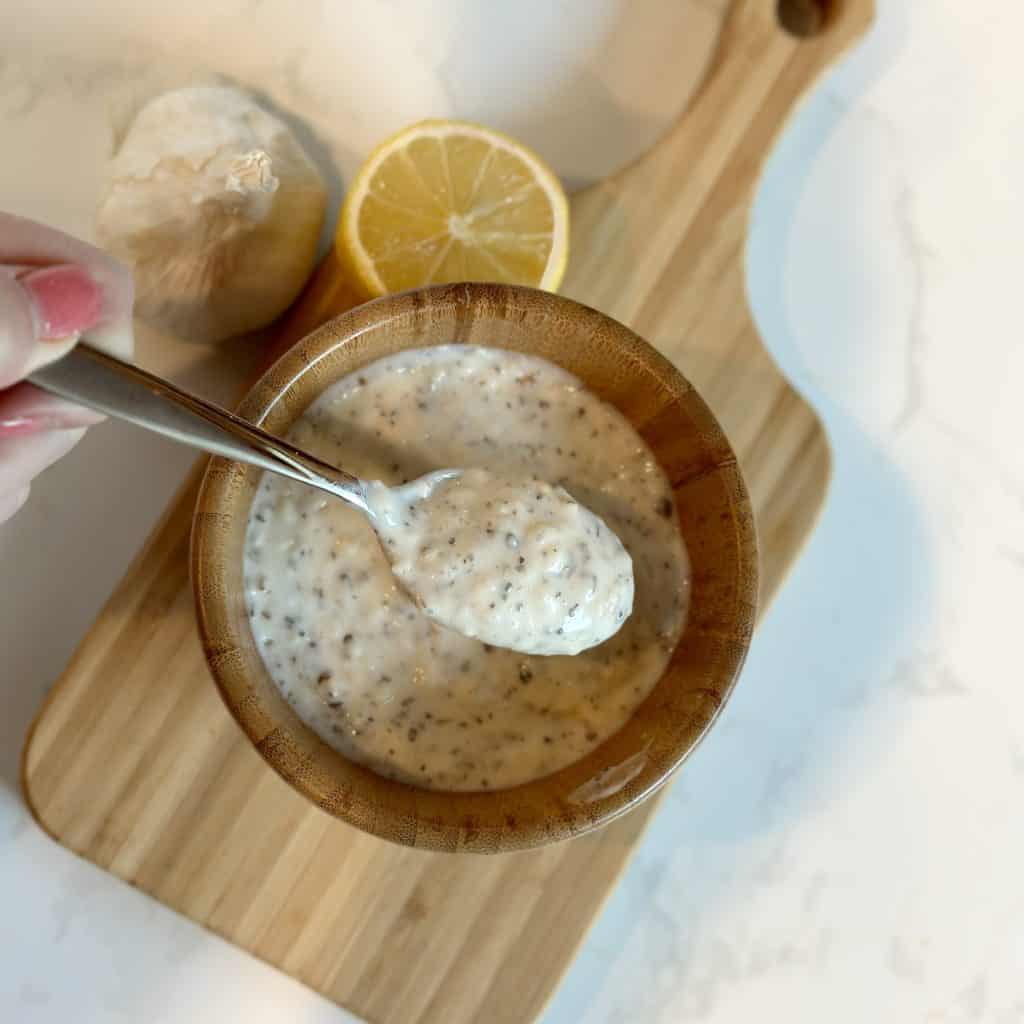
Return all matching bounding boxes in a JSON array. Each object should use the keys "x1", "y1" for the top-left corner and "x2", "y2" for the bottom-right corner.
[{"x1": 3, "y1": 1, "x2": 1023, "y2": 1021}]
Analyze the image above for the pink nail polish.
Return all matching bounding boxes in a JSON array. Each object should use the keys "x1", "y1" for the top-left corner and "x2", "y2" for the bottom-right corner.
[
  {"x1": 17, "y1": 265, "x2": 104, "y2": 341},
  {"x1": 0, "y1": 416, "x2": 37, "y2": 438},
  {"x1": 0, "y1": 409, "x2": 104, "y2": 437}
]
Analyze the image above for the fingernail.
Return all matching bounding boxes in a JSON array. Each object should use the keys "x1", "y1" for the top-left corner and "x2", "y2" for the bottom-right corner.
[
  {"x1": 17, "y1": 264, "x2": 104, "y2": 341},
  {"x1": 0, "y1": 408, "x2": 104, "y2": 438}
]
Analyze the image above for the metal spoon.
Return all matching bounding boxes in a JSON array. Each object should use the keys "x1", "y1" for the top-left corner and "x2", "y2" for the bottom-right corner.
[
  {"x1": 29, "y1": 343, "x2": 369, "y2": 511},
  {"x1": 28, "y1": 343, "x2": 634, "y2": 656}
]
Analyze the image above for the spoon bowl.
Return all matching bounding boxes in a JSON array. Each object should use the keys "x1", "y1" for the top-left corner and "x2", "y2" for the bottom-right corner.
[{"x1": 363, "y1": 466, "x2": 635, "y2": 656}]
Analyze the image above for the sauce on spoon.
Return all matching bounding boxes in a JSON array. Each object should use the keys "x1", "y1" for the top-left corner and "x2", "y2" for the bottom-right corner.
[{"x1": 363, "y1": 468, "x2": 634, "y2": 656}]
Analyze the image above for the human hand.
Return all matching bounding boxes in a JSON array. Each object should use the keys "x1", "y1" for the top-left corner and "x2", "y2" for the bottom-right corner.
[{"x1": 0, "y1": 213, "x2": 133, "y2": 523}]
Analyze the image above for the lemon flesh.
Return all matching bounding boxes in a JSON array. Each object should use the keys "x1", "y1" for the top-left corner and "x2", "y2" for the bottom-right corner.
[{"x1": 338, "y1": 120, "x2": 569, "y2": 298}]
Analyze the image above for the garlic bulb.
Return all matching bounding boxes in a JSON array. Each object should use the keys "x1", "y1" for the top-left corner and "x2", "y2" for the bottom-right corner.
[{"x1": 96, "y1": 86, "x2": 327, "y2": 343}]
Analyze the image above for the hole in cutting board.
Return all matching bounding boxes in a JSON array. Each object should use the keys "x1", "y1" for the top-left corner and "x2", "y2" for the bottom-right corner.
[{"x1": 777, "y1": 0, "x2": 837, "y2": 36}]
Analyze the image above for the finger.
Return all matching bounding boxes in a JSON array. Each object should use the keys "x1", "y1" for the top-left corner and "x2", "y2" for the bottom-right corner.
[
  {"x1": 0, "y1": 427, "x2": 87, "y2": 495},
  {"x1": 0, "y1": 381, "x2": 104, "y2": 438},
  {"x1": 0, "y1": 266, "x2": 102, "y2": 388},
  {"x1": 0, "y1": 483, "x2": 31, "y2": 524},
  {"x1": 0, "y1": 212, "x2": 134, "y2": 361}
]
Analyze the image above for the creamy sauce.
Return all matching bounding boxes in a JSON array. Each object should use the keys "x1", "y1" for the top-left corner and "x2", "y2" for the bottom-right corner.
[
  {"x1": 244, "y1": 346, "x2": 688, "y2": 791},
  {"x1": 363, "y1": 469, "x2": 634, "y2": 655}
]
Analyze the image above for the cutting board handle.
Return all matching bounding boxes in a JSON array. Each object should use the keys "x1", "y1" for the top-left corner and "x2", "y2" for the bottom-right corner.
[{"x1": 562, "y1": 0, "x2": 873, "y2": 332}]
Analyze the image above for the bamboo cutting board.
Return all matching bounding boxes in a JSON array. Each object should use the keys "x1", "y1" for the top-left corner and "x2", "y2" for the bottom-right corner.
[{"x1": 22, "y1": 2, "x2": 872, "y2": 1021}]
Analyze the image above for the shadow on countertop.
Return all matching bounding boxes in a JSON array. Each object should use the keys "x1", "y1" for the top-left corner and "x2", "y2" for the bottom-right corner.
[{"x1": 545, "y1": 3, "x2": 935, "y2": 1021}]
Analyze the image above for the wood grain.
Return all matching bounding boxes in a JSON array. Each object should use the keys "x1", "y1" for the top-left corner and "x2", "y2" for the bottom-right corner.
[{"x1": 22, "y1": 1, "x2": 873, "y2": 1021}]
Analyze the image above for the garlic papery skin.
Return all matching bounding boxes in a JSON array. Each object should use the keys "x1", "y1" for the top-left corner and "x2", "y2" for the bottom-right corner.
[
  {"x1": 225, "y1": 151, "x2": 279, "y2": 197},
  {"x1": 96, "y1": 86, "x2": 327, "y2": 343}
]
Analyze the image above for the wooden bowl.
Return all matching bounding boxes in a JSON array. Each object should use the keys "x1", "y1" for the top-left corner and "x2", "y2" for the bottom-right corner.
[{"x1": 191, "y1": 283, "x2": 758, "y2": 853}]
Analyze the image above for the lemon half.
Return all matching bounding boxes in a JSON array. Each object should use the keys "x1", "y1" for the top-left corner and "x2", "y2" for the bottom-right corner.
[{"x1": 337, "y1": 120, "x2": 569, "y2": 298}]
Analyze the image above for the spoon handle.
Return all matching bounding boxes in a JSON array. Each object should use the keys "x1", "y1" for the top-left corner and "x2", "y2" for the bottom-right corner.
[{"x1": 29, "y1": 343, "x2": 367, "y2": 510}]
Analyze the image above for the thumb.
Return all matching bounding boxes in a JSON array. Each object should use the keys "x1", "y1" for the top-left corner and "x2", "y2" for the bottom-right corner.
[{"x1": 0, "y1": 264, "x2": 104, "y2": 389}]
